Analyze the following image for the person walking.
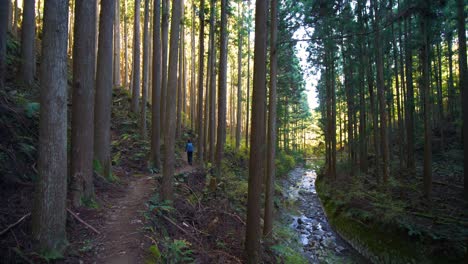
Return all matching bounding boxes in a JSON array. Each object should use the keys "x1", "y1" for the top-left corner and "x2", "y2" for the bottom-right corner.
[{"x1": 185, "y1": 139, "x2": 194, "y2": 165}]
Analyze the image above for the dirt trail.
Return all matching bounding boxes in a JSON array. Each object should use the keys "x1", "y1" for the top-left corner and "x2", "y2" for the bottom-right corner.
[{"x1": 95, "y1": 163, "x2": 196, "y2": 264}]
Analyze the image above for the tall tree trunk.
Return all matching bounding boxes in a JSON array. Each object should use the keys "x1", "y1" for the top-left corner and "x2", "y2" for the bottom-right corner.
[
  {"x1": 32, "y1": 0, "x2": 69, "y2": 254},
  {"x1": 123, "y1": 0, "x2": 129, "y2": 87},
  {"x1": 141, "y1": 0, "x2": 150, "y2": 138},
  {"x1": 446, "y1": 31, "x2": 455, "y2": 121},
  {"x1": 357, "y1": 0, "x2": 367, "y2": 173},
  {"x1": 372, "y1": 0, "x2": 390, "y2": 184},
  {"x1": 94, "y1": 0, "x2": 115, "y2": 180},
  {"x1": 131, "y1": 0, "x2": 141, "y2": 113},
  {"x1": 20, "y1": 0, "x2": 36, "y2": 86},
  {"x1": 0, "y1": 0, "x2": 8, "y2": 90},
  {"x1": 235, "y1": 0, "x2": 243, "y2": 150},
  {"x1": 263, "y1": 0, "x2": 277, "y2": 238},
  {"x1": 245, "y1": 24, "x2": 251, "y2": 150},
  {"x1": 12, "y1": 0, "x2": 18, "y2": 37},
  {"x1": 405, "y1": 16, "x2": 415, "y2": 171},
  {"x1": 160, "y1": 0, "x2": 169, "y2": 136},
  {"x1": 208, "y1": 0, "x2": 216, "y2": 162},
  {"x1": 197, "y1": 0, "x2": 205, "y2": 163},
  {"x1": 70, "y1": 0, "x2": 97, "y2": 207},
  {"x1": 190, "y1": 2, "x2": 196, "y2": 130},
  {"x1": 457, "y1": 0, "x2": 468, "y2": 197},
  {"x1": 113, "y1": 0, "x2": 121, "y2": 87},
  {"x1": 391, "y1": 1, "x2": 404, "y2": 168},
  {"x1": 245, "y1": 0, "x2": 267, "y2": 261},
  {"x1": 176, "y1": 5, "x2": 185, "y2": 138},
  {"x1": 151, "y1": 0, "x2": 162, "y2": 169},
  {"x1": 215, "y1": 0, "x2": 228, "y2": 178},
  {"x1": 420, "y1": 4, "x2": 432, "y2": 199},
  {"x1": 161, "y1": 0, "x2": 182, "y2": 201}
]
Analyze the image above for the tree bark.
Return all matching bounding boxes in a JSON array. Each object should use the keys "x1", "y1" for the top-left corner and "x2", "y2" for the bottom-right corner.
[
  {"x1": 32, "y1": 0, "x2": 69, "y2": 254},
  {"x1": 131, "y1": 0, "x2": 141, "y2": 113},
  {"x1": 263, "y1": 0, "x2": 277, "y2": 238},
  {"x1": 197, "y1": 0, "x2": 205, "y2": 163},
  {"x1": 94, "y1": 0, "x2": 115, "y2": 180},
  {"x1": 123, "y1": 0, "x2": 129, "y2": 87},
  {"x1": 0, "y1": 0, "x2": 8, "y2": 90},
  {"x1": 372, "y1": 0, "x2": 390, "y2": 184},
  {"x1": 160, "y1": 0, "x2": 169, "y2": 136},
  {"x1": 245, "y1": 0, "x2": 267, "y2": 261},
  {"x1": 161, "y1": 0, "x2": 182, "y2": 201},
  {"x1": 235, "y1": 0, "x2": 243, "y2": 150},
  {"x1": 215, "y1": 0, "x2": 228, "y2": 178},
  {"x1": 245, "y1": 9, "x2": 251, "y2": 150},
  {"x1": 405, "y1": 16, "x2": 415, "y2": 171},
  {"x1": 457, "y1": 0, "x2": 468, "y2": 197},
  {"x1": 176, "y1": 5, "x2": 185, "y2": 138},
  {"x1": 141, "y1": 0, "x2": 150, "y2": 138},
  {"x1": 20, "y1": 0, "x2": 36, "y2": 87},
  {"x1": 420, "y1": 4, "x2": 432, "y2": 199},
  {"x1": 113, "y1": 0, "x2": 121, "y2": 87},
  {"x1": 70, "y1": 0, "x2": 97, "y2": 207},
  {"x1": 151, "y1": 0, "x2": 162, "y2": 169},
  {"x1": 208, "y1": 0, "x2": 216, "y2": 162}
]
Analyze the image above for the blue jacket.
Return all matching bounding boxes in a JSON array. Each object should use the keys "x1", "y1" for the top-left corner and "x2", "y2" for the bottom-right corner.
[{"x1": 186, "y1": 143, "x2": 194, "y2": 152}]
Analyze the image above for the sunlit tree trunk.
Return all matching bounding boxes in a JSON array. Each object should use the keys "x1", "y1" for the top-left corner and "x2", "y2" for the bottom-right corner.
[
  {"x1": 245, "y1": 0, "x2": 267, "y2": 261},
  {"x1": 235, "y1": 0, "x2": 243, "y2": 150},
  {"x1": 176, "y1": 4, "x2": 185, "y2": 138},
  {"x1": 160, "y1": 0, "x2": 169, "y2": 136},
  {"x1": 70, "y1": 0, "x2": 97, "y2": 207},
  {"x1": 215, "y1": 0, "x2": 228, "y2": 178},
  {"x1": 161, "y1": 0, "x2": 182, "y2": 201},
  {"x1": 208, "y1": 0, "x2": 216, "y2": 162},
  {"x1": 20, "y1": 0, "x2": 36, "y2": 86},
  {"x1": 113, "y1": 0, "x2": 121, "y2": 87},
  {"x1": 197, "y1": 0, "x2": 205, "y2": 163},
  {"x1": 94, "y1": 0, "x2": 115, "y2": 180},
  {"x1": 151, "y1": 0, "x2": 162, "y2": 169},
  {"x1": 131, "y1": 0, "x2": 141, "y2": 113},
  {"x1": 32, "y1": 0, "x2": 69, "y2": 254},
  {"x1": 140, "y1": 0, "x2": 150, "y2": 138},
  {"x1": 263, "y1": 0, "x2": 277, "y2": 238}
]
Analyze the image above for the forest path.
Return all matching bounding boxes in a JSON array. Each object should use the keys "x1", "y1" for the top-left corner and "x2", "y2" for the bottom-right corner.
[{"x1": 95, "y1": 160, "x2": 196, "y2": 263}]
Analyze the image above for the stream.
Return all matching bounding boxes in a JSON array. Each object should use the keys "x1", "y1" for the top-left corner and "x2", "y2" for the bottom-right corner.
[{"x1": 281, "y1": 167, "x2": 367, "y2": 263}]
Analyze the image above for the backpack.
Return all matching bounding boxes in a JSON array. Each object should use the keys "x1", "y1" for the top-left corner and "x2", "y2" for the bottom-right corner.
[{"x1": 186, "y1": 143, "x2": 194, "y2": 152}]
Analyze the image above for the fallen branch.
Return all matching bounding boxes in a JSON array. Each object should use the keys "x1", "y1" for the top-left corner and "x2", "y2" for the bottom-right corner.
[
  {"x1": 206, "y1": 209, "x2": 246, "y2": 225},
  {"x1": 0, "y1": 213, "x2": 31, "y2": 236},
  {"x1": 162, "y1": 215, "x2": 190, "y2": 235},
  {"x1": 67, "y1": 208, "x2": 101, "y2": 234}
]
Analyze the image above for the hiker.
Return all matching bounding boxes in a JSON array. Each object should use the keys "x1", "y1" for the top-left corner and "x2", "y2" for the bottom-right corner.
[{"x1": 185, "y1": 139, "x2": 194, "y2": 165}]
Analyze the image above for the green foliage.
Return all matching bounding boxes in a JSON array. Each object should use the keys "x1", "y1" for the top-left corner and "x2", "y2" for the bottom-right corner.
[
  {"x1": 162, "y1": 239, "x2": 193, "y2": 263},
  {"x1": 24, "y1": 102, "x2": 40, "y2": 118},
  {"x1": 270, "y1": 224, "x2": 308, "y2": 264},
  {"x1": 145, "y1": 194, "x2": 174, "y2": 217},
  {"x1": 81, "y1": 197, "x2": 100, "y2": 209},
  {"x1": 275, "y1": 151, "x2": 296, "y2": 178},
  {"x1": 146, "y1": 245, "x2": 161, "y2": 263}
]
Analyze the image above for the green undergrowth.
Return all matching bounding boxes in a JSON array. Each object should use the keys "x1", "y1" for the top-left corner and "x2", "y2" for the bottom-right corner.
[{"x1": 316, "y1": 169, "x2": 467, "y2": 264}]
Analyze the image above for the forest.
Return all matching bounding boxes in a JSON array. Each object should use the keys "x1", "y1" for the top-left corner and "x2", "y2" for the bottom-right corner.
[{"x1": 0, "y1": 0, "x2": 466, "y2": 263}]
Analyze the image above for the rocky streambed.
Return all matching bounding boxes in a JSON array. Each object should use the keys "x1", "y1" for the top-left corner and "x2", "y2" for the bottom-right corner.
[{"x1": 281, "y1": 167, "x2": 368, "y2": 263}]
